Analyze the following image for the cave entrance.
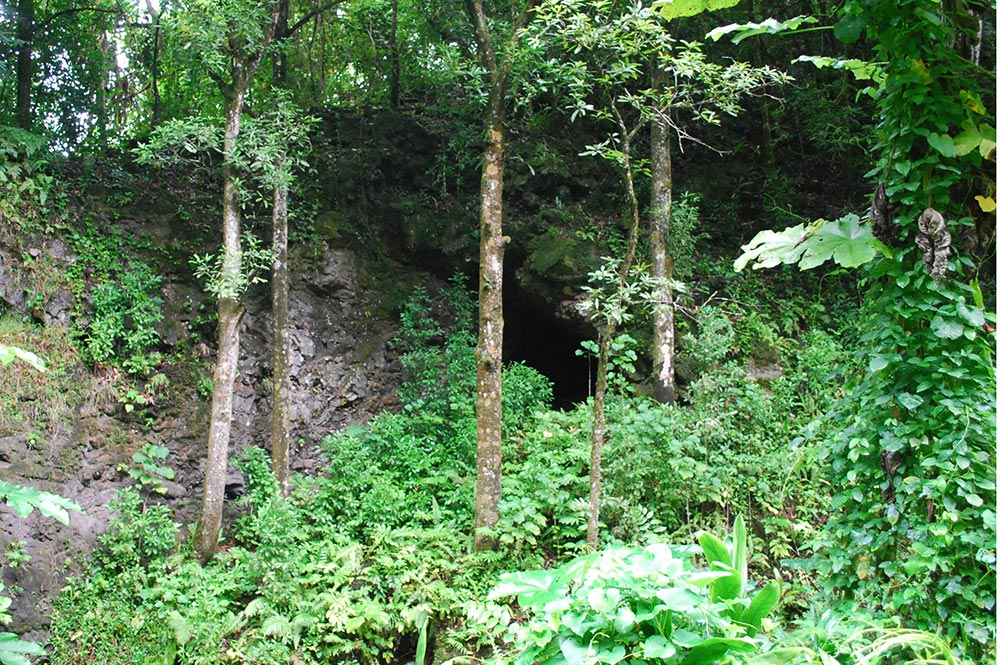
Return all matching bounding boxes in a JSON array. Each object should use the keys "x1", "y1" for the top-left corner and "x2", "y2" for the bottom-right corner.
[{"x1": 503, "y1": 285, "x2": 594, "y2": 410}]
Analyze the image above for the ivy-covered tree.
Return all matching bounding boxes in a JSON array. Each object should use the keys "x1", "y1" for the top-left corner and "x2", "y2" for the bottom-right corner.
[{"x1": 731, "y1": 1, "x2": 996, "y2": 655}]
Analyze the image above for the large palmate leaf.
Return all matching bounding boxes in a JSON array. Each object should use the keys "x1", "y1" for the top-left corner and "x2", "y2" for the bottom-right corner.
[
  {"x1": 0, "y1": 632, "x2": 45, "y2": 665},
  {"x1": 708, "y1": 15, "x2": 818, "y2": 44},
  {"x1": 735, "y1": 214, "x2": 889, "y2": 272},
  {"x1": 0, "y1": 480, "x2": 82, "y2": 526},
  {"x1": 798, "y1": 214, "x2": 889, "y2": 268}
]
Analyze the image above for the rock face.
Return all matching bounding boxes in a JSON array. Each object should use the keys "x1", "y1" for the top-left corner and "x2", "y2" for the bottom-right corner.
[{"x1": 0, "y1": 239, "x2": 408, "y2": 636}]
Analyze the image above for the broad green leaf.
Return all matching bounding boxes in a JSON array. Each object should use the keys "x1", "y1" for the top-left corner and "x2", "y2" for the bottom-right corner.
[
  {"x1": 793, "y1": 55, "x2": 883, "y2": 83},
  {"x1": 736, "y1": 581, "x2": 780, "y2": 636},
  {"x1": 733, "y1": 224, "x2": 811, "y2": 272},
  {"x1": 869, "y1": 356, "x2": 890, "y2": 371},
  {"x1": 0, "y1": 632, "x2": 45, "y2": 665},
  {"x1": 732, "y1": 515, "x2": 747, "y2": 597},
  {"x1": 559, "y1": 636, "x2": 591, "y2": 664},
  {"x1": 927, "y1": 132, "x2": 957, "y2": 157},
  {"x1": 698, "y1": 533, "x2": 732, "y2": 568},
  {"x1": 833, "y1": 15, "x2": 866, "y2": 43},
  {"x1": 897, "y1": 393, "x2": 924, "y2": 410},
  {"x1": 656, "y1": 0, "x2": 742, "y2": 20},
  {"x1": 0, "y1": 481, "x2": 82, "y2": 525},
  {"x1": 644, "y1": 635, "x2": 677, "y2": 659},
  {"x1": 681, "y1": 637, "x2": 757, "y2": 664},
  {"x1": 656, "y1": 587, "x2": 703, "y2": 612},
  {"x1": 957, "y1": 301, "x2": 986, "y2": 327},
  {"x1": 954, "y1": 128, "x2": 984, "y2": 156},
  {"x1": 490, "y1": 569, "x2": 564, "y2": 607},
  {"x1": 800, "y1": 214, "x2": 887, "y2": 269},
  {"x1": 708, "y1": 15, "x2": 817, "y2": 44},
  {"x1": 930, "y1": 316, "x2": 964, "y2": 340}
]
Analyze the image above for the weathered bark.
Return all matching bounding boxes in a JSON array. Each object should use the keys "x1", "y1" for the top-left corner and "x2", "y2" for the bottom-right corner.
[
  {"x1": 271, "y1": 180, "x2": 291, "y2": 496},
  {"x1": 15, "y1": 0, "x2": 34, "y2": 130},
  {"x1": 273, "y1": 0, "x2": 290, "y2": 87},
  {"x1": 194, "y1": 94, "x2": 248, "y2": 563},
  {"x1": 465, "y1": 0, "x2": 538, "y2": 552},
  {"x1": 468, "y1": 0, "x2": 506, "y2": 552},
  {"x1": 649, "y1": 106, "x2": 675, "y2": 404},
  {"x1": 194, "y1": 1, "x2": 281, "y2": 563},
  {"x1": 473, "y1": 111, "x2": 506, "y2": 552},
  {"x1": 586, "y1": 332, "x2": 611, "y2": 549}
]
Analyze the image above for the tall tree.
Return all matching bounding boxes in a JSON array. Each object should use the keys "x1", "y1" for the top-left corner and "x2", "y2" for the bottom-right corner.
[
  {"x1": 14, "y1": 0, "x2": 34, "y2": 129},
  {"x1": 169, "y1": 0, "x2": 282, "y2": 563},
  {"x1": 648, "y1": 65, "x2": 676, "y2": 404},
  {"x1": 236, "y1": 97, "x2": 317, "y2": 497},
  {"x1": 465, "y1": 0, "x2": 538, "y2": 552},
  {"x1": 534, "y1": 0, "x2": 784, "y2": 546}
]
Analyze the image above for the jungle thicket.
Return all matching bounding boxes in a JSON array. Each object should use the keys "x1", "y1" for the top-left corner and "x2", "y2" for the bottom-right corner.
[{"x1": 0, "y1": 0, "x2": 994, "y2": 664}]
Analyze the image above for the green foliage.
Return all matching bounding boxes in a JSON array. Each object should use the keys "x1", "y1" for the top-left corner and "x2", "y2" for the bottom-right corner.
[
  {"x1": 0, "y1": 127, "x2": 53, "y2": 214},
  {"x1": 121, "y1": 444, "x2": 175, "y2": 496},
  {"x1": 191, "y1": 232, "x2": 273, "y2": 300},
  {"x1": 48, "y1": 489, "x2": 176, "y2": 665},
  {"x1": 725, "y1": 1, "x2": 996, "y2": 658},
  {"x1": 734, "y1": 214, "x2": 890, "y2": 273},
  {"x1": 77, "y1": 261, "x2": 164, "y2": 374},
  {"x1": 486, "y1": 518, "x2": 778, "y2": 664},
  {"x1": 0, "y1": 632, "x2": 45, "y2": 665},
  {"x1": 0, "y1": 479, "x2": 81, "y2": 526}
]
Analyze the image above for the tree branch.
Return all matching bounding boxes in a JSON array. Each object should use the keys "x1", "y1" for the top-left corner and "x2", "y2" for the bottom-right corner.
[
  {"x1": 38, "y1": 5, "x2": 125, "y2": 35},
  {"x1": 287, "y1": 0, "x2": 347, "y2": 37}
]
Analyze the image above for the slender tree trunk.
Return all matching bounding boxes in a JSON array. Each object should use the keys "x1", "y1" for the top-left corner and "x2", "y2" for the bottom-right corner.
[
  {"x1": 273, "y1": 0, "x2": 290, "y2": 87},
  {"x1": 466, "y1": 0, "x2": 537, "y2": 552},
  {"x1": 194, "y1": 95, "x2": 247, "y2": 563},
  {"x1": 467, "y1": 0, "x2": 505, "y2": 553},
  {"x1": 389, "y1": 0, "x2": 400, "y2": 108},
  {"x1": 473, "y1": 93, "x2": 507, "y2": 552},
  {"x1": 587, "y1": 111, "x2": 642, "y2": 549},
  {"x1": 15, "y1": 0, "x2": 34, "y2": 130},
  {"x1": 649, "y1": 104, "x2": 675, "y2": 404},
  {"x1": 586, "y1": 331, "x2": 611, "y2": 549},
  {"x1": 145, "y1": 0, "x2": 163, "y2": 127},
  {"x1": 193, "y1": 2, "x2": 281, "y2": 564},
  {"x1": 271, "y1": 179, "x2": 291, "y2": 496}
]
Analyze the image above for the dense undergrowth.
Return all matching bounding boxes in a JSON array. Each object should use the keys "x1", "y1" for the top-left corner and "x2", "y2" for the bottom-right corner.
[
  {"x1": 41, "y1": 276, "x2": 992, "y2": 664},
  {"x1": 0, "y1": 119, "x2": 992, "y2": 665}
]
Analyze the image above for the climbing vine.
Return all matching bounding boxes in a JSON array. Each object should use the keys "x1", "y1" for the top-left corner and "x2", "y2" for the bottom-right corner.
[{"x1": 732, "y1": 0, "x2": 995, "y2": 656}]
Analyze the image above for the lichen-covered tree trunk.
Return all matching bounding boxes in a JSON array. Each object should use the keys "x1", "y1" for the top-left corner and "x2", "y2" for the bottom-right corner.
[
  {"x1": 194, "y1": 97, "x2": 247, "y2": 561},
  {"x1": 473, "y1": 99, "x2": 507, "y2": 552},
  {"x1": 649, "y1": 108, "x2": 675, "y2": 404},
  {"x1": 271, "y1": 180, "x2": 291, "y2": 496},
  {"x1": 586, "y1": 331, "x2": 611, "y2": 549}
]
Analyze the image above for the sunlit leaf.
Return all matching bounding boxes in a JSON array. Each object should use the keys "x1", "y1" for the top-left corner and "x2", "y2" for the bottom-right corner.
[
  {"x1": 707, "y1": 15, "x2": 817, "y2": 44},
  {"x1": 974, "y1": 195, "x2": 996, "y2": 212},
  {"x1": 655, "y1": 0, "x2": 742, "y2": 20}
]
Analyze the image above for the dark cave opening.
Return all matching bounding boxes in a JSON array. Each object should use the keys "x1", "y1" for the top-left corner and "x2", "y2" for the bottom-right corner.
[{"x1": 503, "y1": 284, "x2": 595, "y2": 411}]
